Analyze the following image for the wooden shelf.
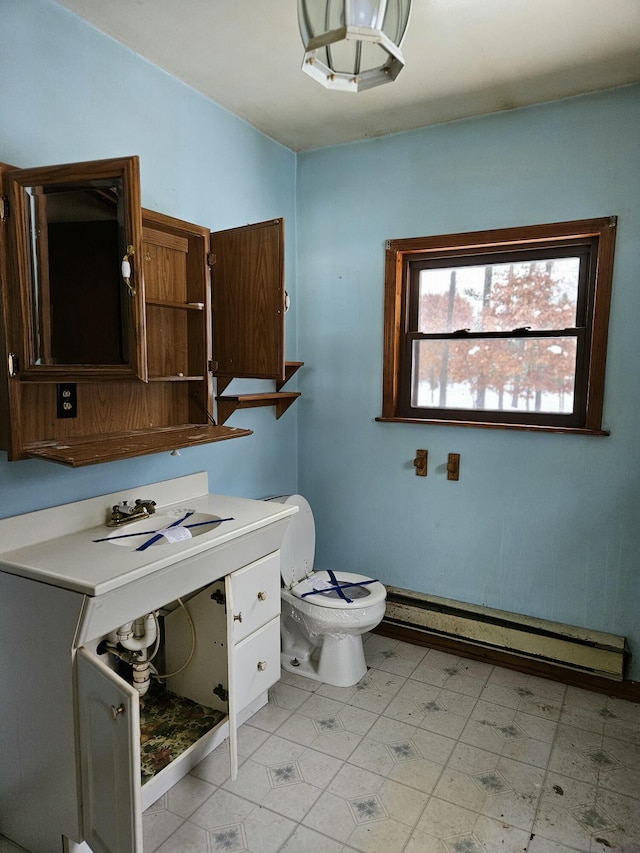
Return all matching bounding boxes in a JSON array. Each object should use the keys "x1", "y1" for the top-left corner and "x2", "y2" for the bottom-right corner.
[
  {"x1": 216, "y1": 392, "x2": 301, "y2": 426},
  {"x1": 148, "y1": 374, "x2": 204, "y2": 382},
  {"x1": 23, "y1": 424, "x2": 252, "y2": 467},
  {"x1": 215, "y1": 362, "x2": 303, "y2": 425},
  {"x1": 145, "y1": 299, "x2": 205, "y2": 311},
  {"x1": 216, "y1": 361, "x2": 304, "y2": 397}
]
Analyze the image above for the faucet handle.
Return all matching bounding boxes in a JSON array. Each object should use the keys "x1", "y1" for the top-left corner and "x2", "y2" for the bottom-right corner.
[{"x1": 134, "y1": 499, "x2": 156, "y2": 514}]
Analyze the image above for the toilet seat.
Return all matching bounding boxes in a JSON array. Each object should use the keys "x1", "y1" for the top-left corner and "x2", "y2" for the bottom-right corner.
[{"x1": 291, "y1": 570, "x2": 386, "y2": 610}]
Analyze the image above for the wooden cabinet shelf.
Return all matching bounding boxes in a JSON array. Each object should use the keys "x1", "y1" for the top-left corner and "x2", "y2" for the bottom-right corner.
[
  {"x1": 216, "y1": 392, "x2": 301, "y2": 426},
  {"x1": 216, "y1": 361, "x2": 303, "y2": 425},
  {"x1": 217, "y1": 362, "x2": 304, "y2": 397},
  {"x1": 22, "y1": 424, "x2": 251, "y2": 467},
  {"x1": 148, "y1": 374, "x2": 204, "y2": 382},
  {"x1": 145, "y1": 299, "x2": 205, "y2": 311}
]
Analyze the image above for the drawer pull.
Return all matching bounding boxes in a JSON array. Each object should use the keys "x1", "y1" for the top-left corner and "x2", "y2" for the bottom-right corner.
[
  {"x1": 234, "y1": 612, "x2": 243, "y2": 623},
  {"x1": 257, "y1": 591, "x2": 267, "y2": 601},
  {"x1": 110, "y1": 704, "x2": 125, "y2": 720},
  {"x1": 257, "y1": 660, "x2": 267, "y2": 672}
]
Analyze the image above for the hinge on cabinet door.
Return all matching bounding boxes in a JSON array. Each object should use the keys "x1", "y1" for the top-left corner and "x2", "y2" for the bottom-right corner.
[
  {"x1": 207, "y1": 252, "x2": 216, "y2": 267},
  {"x1": 0, "y1": 196, "x2": 8, "y2": 221},
  {"x1": 7, "y1": 352, "x2": 19, "y2": 377},
  {"x1": 213, "y1": 683, "x2": 228, "y2": 702},
  {"x1": 210, "y1": 588, "x2": 226, "y2": 606}
]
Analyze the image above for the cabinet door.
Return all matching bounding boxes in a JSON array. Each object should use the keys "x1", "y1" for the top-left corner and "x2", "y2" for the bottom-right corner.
[
  {"x1": 76, "y1": 648, "x2": 142, "y2": 853},
  {"x1": 163, "y1": 582, "x2": 229, "y2": 711},
  {"x1": 211, "y1": 218, "x2": 285, "y2": 381},
  {"x1": 2, "y1": 156, "x2": 146, "y2": 382}
]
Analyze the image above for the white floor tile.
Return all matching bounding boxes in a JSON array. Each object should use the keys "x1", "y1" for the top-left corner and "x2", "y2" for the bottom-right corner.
[
  {"x1": 279, "y1": 824, "x2": 346, "y2": 853},
  {"x1": 415, "y1": 795, "x2": 532, "y2": 852}
]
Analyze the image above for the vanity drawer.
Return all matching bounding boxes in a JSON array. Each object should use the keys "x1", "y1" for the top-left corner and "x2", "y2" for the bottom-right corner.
[
  {"x1": 232, "y1": 616, "x2": 280, "y2": 710},
  {"x1": 228, "y1": 552, "x2": 280, "y2": 643}
]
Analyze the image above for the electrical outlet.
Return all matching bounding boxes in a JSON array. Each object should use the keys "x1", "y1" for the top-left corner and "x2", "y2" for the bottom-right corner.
[{"x1": 56, "y1": 383, "x2": 77, "y2": 419}]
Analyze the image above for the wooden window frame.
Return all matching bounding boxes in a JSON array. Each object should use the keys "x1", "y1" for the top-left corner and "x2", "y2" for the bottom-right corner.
[{"x1": 378, "y1": 217, "x2": 617, "y2": 435}]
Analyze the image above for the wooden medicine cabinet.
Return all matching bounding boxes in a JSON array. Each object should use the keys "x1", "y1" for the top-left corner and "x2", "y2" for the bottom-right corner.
[{"x1": 0, "y1": 156, "x2": 301, "y2": 466}]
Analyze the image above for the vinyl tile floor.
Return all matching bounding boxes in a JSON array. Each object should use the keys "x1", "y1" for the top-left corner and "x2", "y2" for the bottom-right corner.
[{"x1": 3, "y1": 634, "x2": 640, "y2": 853}]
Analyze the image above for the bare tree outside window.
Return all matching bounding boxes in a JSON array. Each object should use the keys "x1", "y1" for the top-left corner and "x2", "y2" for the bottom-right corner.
[{"x1": 413, "y1": 258, "x2": 579, "y2": 413}]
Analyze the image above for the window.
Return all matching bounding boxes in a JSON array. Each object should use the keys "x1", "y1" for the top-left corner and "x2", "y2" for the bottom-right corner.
[{"x1": 379, "y1": 218, "x2": 616, "y2": 433}]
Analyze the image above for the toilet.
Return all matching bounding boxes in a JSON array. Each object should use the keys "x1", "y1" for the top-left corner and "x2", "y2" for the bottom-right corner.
[{"x1": 267, "y1": 495, "x2": 387, "y2": 687}]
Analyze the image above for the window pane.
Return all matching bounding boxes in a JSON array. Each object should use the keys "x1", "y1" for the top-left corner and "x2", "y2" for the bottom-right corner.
[
  {"x1": 417, "y1": 258, "x2": 580, "y2": 334},
  {"x1": 411, "y1": 336, "x2": 577, "y2": 413}
]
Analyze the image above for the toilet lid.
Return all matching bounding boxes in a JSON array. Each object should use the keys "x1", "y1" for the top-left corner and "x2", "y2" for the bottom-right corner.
[{"x1": 267, "y1": 494, "x2": 315, "y2": 588}]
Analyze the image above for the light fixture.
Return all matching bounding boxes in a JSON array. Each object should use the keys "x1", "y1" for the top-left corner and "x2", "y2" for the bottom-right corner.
[{"x1": 298, "y1": 0, "x2": 412, "y2": 92}]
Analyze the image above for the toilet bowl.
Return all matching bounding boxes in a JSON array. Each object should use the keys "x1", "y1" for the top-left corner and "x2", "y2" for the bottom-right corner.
[{"x1": 267, "y1": 495, "x2": 386, "y2": 687}]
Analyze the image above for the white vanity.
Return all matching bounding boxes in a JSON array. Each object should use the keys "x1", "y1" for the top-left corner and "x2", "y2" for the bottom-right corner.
[{"x1": 0, "y1": 473, "x2": 296, "y2": 853}]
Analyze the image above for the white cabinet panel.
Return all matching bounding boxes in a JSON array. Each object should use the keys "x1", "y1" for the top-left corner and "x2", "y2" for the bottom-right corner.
[
  {"x1": 163, "y1": 584, "x2": 228, "y2": 710},
  {"x1": 76, "y1": 648, "x2": 142, "y2": 853}
]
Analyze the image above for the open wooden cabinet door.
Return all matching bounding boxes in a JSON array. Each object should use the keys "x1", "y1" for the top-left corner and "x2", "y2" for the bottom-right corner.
[
  {"x1": 210, "y1": 218, "x2": 286, "y2": 382},
  {"x1": 1, "y1": 156, "x2": 146, "y2": 383}
]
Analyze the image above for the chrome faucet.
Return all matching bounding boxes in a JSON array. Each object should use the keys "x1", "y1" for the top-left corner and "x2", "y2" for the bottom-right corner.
[{"x1": 107, "y1": 498, "x2": 156, "y2": 527}]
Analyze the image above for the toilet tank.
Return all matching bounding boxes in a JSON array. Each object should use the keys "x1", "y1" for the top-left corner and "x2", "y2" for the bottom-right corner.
[{"x1": 265, "y1": 495, "x2": 315, "y2": 588}]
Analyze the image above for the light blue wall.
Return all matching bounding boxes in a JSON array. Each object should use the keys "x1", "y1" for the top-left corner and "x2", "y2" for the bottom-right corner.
[
  {"x1": 0, "y1": 0, "x2": 299, "y2": 514},
  {"x1": 296, "y1": 86, "x2": 640, "y2": 679}
]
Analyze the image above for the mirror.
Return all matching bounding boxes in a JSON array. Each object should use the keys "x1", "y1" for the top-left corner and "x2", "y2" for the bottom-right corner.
[{"x1": 5, "y1": 156, "x2": 146, "y2": 381}]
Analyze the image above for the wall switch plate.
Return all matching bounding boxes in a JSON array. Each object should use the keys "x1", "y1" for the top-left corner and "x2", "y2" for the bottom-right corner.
[{"x1": 56, "y1": 383, "x2": 77, "y2": 418}]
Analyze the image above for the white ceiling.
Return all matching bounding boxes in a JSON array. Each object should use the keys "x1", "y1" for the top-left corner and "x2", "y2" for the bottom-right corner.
[{"x1": 55, "y1": 0, "x2": 640, "y2": 152}]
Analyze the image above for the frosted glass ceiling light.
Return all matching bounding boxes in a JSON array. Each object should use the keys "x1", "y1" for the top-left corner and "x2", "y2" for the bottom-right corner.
[{"x1": 298, "y1": 0, "x2": 412, "y2": 92}]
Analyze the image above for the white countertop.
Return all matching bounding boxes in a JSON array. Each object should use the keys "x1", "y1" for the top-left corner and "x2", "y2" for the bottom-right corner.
[{"x1": 0, "y1": 474, "x2": 296, "y2": 596}]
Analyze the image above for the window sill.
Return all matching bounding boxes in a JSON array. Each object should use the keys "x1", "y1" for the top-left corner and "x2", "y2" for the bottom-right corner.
[{"x1": 375, "y1": 416, "x2": 610, "y2": 436}]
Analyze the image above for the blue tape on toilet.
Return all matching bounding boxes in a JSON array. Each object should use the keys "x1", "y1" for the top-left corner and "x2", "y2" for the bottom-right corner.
[{"x1": 300, "y1": 568, "x2": 379, "y2": 604}]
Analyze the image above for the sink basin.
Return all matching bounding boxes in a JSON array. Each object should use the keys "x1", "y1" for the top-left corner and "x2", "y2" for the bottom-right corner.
[{"x1": 102, "y1": 508, "x2": 226, "y2": 548}]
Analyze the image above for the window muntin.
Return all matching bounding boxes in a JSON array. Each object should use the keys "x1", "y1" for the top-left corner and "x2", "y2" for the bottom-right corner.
[{"x1": 380, "y1": 219, "x2": 616, "y2": 433}]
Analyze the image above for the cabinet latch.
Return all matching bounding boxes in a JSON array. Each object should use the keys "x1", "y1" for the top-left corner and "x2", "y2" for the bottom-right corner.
[
  {"x1": 213, "y1": 683, "x2": 228, "y2": 702},
  {"x1": 210, "y1": 588, "x2": 226, "y2": 606},
  {"x1": 0, "y1": 196, "x2": 8, "y2": 221},
  {"x1": 207, "y1": 252, "x2": 216, "y2": 267},
  {"x1": 7, "y1": 352, "x2": 19, "y2": 377}
]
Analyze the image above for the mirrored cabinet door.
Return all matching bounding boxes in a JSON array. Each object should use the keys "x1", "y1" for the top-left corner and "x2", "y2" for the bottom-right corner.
[{"x1": 3, "y1": 156, "x2": 146, "y2": 382}]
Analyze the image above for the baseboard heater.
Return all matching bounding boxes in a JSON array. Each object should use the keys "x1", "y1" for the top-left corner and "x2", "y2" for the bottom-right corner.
[{"x1": 383, "y1": 586, "x2": 629, "y2": 681}]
